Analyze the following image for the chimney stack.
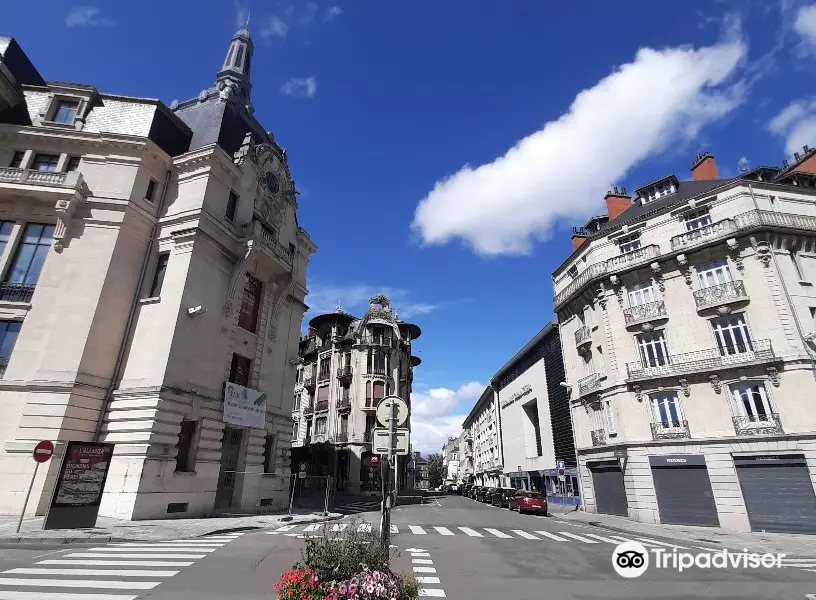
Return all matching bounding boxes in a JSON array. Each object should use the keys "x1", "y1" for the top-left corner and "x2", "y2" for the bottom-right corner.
[
  {"x1": 307, "y1": 327, "x2": 318, "y2": 338},
  {"x1": 571, "y1": 227, "x2": 588, "y2": 251},
  {"x1": 604, "y1": 186, "x2": 631, "y2": 220},
  {"x1": 690, "y1": 152, "x2": 718, "y2": 181}
]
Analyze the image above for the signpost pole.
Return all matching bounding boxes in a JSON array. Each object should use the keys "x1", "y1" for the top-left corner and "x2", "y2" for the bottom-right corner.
[{"x1": 16, "y1": 462, "x2": 39, "y2": 534}]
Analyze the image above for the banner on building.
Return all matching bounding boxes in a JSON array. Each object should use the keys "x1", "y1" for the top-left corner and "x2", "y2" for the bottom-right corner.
[{"x1": 224, "y1": 382, "x2": 267, "y2": 429}]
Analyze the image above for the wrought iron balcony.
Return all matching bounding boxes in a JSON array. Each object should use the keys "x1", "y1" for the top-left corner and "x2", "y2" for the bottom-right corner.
[
  {"x1": 590, "y1": 429, "x2": 607, "y2": 446},
  {"x1": 338, "y1": 365, "x2": 353, "y2": 381},
  {"x1": 650, "y1": 420, "x2": 690, "y2": 440},
  {"x1": 303, "y1": 403, "x2": 314, "y2": 415},
  {"x1": 317, "y1": 371, "x2": 331, "y2": 384},
  {"x1": 606, "y1": 244, "x2": 661, "y2": 273},
  {"x1": 337, "y1": 397, "x2": 351, "y2": 411},
  {"x1": 670, "y1": 218, "x2": 737, "y2": 251},
  {"x1": 578, "y1": 373, "x2": 602, "y2": 395},
  {"x1": 367, "y1": 367, "x2": 388, "y2": 376},
  {"x1": 574, "y1": 326, "x2": 591, "y2": 347},
  {"x1": 623, "y1": 300, "x2": 667, "y2": 327},
  {"x1": 693, "y1": 280, "x2": 748, "y2": 311},
  {"x1": 626, "y1": 339, "x2": 775, "y2": 382},
  {"x1": 303, "y1": 374, "x2": 316, "y2": 388},
  {"x1": 364, "y1": 429, "x2": 374, "y2": 443},
  {"x1": 300, "y1": 337, "x2": 321, "y2": 357},
  {"x1": 733, "y1": 413, "x2": 783, "y2": 436},
  {"x1": 335, "y1": 432, "x2": 348, "y2": 444},
  {"x1": 315, "y1": 399, "x2": 329, "y2": 412},
  {"x1": 0, "y1": 283, "x2": 35, "y2": 303}
]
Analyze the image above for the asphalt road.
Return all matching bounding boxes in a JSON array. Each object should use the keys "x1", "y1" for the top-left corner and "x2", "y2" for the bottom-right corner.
[{"x1": 0, "y1": 494, "x2": 811, "y2": 599}]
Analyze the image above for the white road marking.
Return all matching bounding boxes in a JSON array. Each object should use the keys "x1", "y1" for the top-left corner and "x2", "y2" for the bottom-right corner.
[
  {"x1": 806, "y1": 569, "x2": 816, "y2": 573},
  {"x1": 635, "y1": 537, "x2": 690, "y2": 549},
  {"x1": 412, "y1": 566, "x2": 437, "y2": 573},
  {"x1": 415, "y1": 576, "x2": 441, "y2": 584},
  {"x1": 410, "y1": 552, "x2": 431, "y2": 557},
  {"x1": 64, "y1": 553, "x2": 206, "y2": 559},
  {"x1": 433, "y1": 527, "x2": 454, "y2": 536},
  {"x1": 331, "y1": 524, "x2": 348, "y2": 532},
  {"x1": 273, "y1": 525, "x2": 298, "y2": 532},
  {"x1": 357, "y1": 523, "x2": 372, "y2": 532},
  {"x1": 0, "y1": 579, "x2": 161, "y2": 590},
  {"x1": 412, "y1": 559, "x2": 434, "y2": 564},
  {"x1": 113, "y1": 543, "x2": 223, "y2": 548},
  {"x1": 86, "y1": 547, "x2": 216, "y2": 553},
  {"x1": 418, "y1": 588, "x2": 446, "y2": 597},
  {"x1": 39, "y1": 560, "x2": 195, "y2": 567},
  {"x1": 6, "y1": 568, "x2": 179, "y2": 577},
  {"x1": 0, "y1": 593, "x2": 138, "y2": 600},
  {"x1": 557, "y1": 532, "x2": 598, "y2": 544},
  {"x1": 484, "y1": 528, "x2": 512, "y2": 539},
  {"x1": 552, "y1": 519, "x2": 569, "y2": 524},
  {"x1": 535, "y1": 531, "x2": 568, "y2": 542},
  {"x1": 510, "y1": 530, "x2": 539, "y2": 540},
  {"x1": 302, "y1": 524, "x2": 322, "y2": 532},
  {"x1": 390, "y1": 525, "x2": 399, "y2": 533},
  {"x1": 583, "y1": 533, "x2": 622, "y2": 544},
  {"x1": 457, "y1": 527, "x2": 483, "y2": 537},
  {"x1": 408, "y1": 526, "x2": 427, "y2": 535}
]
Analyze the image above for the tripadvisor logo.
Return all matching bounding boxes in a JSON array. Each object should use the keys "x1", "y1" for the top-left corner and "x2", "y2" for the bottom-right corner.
[{"x1": 612, "y1": 541, "x2": 785, "y2": 577}]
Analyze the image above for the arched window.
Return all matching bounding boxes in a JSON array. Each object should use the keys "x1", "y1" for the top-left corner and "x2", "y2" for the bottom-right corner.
[
  {"x1": 235, "y1": 45, "x2": 245, "y2": 69},
  {"x1": 225, "y1": 45, "x2": 235, "y2": 68}
]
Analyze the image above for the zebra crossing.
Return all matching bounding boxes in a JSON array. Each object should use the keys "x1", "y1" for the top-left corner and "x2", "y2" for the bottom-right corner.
[{"x1": 0, "y1": 532, "x2": 244, "y2": 600}]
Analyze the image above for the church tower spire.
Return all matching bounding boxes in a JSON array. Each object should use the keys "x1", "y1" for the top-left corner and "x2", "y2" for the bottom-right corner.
[{"x1": 216, "y1": 26, "x2": 254, "y2": 106}]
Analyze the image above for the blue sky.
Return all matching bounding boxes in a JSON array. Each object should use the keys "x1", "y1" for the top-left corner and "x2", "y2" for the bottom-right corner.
[{"x1": 5, "y1": 0, "x2": 816, "y2": 453}]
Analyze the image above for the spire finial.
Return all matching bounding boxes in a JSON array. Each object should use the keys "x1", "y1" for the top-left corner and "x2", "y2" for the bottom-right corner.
[
  {"x1": 245, "y1": 11, "x2": 250, "y2": 28},
  {"x1": 336, "y1": 301, "x2": 343, "y2": 313}
]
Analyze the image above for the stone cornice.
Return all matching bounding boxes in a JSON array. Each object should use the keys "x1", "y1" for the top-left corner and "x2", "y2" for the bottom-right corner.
[
  {"x1": 0, "y1": 123, "x2": 153, "y2": 153},
  {"x1": 174, "y1": 143, "x2": 241, "y2": 181}
]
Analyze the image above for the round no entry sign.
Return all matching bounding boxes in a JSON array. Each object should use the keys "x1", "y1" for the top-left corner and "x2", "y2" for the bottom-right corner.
[{"x1": 33, "y1": 440, "x2": 54, "y2": 463}]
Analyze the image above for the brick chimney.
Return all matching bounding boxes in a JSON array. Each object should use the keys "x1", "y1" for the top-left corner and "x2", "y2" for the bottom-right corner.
[
  {"x1": 306, "y1": 327, "x2": 318, "y2": 338},
  {"x1": 604, "y1": 186, "x2": 631, "y2": 220},
  {"x1": 691, "y1": 152, "x2": 718, "y2": 181},
  {"x1": 571, "y1": 227, "x2": 587, "y2": 250}
]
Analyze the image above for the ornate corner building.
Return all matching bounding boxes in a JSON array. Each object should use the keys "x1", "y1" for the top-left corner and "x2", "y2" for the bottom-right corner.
[
  {"x1": 554, "y1": 151, "x2": 816, "y2": 534},
  {"x1": 290, "y1": 294, "x2": 421, "y2": 495},
  {"x1": 0, "y1": 29, "x2": 317, "y2": 519}
]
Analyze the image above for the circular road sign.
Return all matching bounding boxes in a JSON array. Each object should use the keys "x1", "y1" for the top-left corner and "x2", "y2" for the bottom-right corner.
[
  {"x1": 33, "y1": 440, "x2": 54, "y2": 463},
  {"x1": 299, "y1": 462, "x2": 308, "y2": 472},
  {"x1": 376, "y1": 396, "x2": 409, "y2": 428}
]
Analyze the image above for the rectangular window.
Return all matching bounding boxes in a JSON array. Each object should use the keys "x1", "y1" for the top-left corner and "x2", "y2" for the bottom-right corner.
[
  {"x1": 66, "y1": 156, "x2": 81, "y2": 172},
  {"x1": 697, "y1": 259, "x2": 732, "y2": 289},
  {"x1": 0, "y1": 221, "x2": 14, "y2": 259},
  {"x1": 293, "y1": 393, "x2": 300, "y2": 410},
  {"x1": 636, "y1": 331, "x2": 669, "y2": 368},
  {"x1": 650, "y1": 391, "x2": 682, "y2": 428},
  {"x1": 340, "y1": 414, "x2": 349, "y2": 435},
  {"x1": 238, "y1": 275, "x2": 263, "y2": 333},
  {"x1": 618, "y1": 233, "x2": 641, "y2": 254},
  {"x1": 318, "y1": 358, "x2": 331, "y2": 381},
  {"x1": 226, "y1": 191, "x2": 239, "y2": 221},
  {"x1": 317, "y1": 385, "x2": 329, "y2": 403},
  {"x1": 373, "y1": 381, "x2": 385, "y2": 400},
  {"x1": 148, "y1": 253, "x2": 169, "y2": 297},
  {"x1": 305, "y1": 420, "x2": 312, "y2": 440},
  {"x1": 52, "y1": 99, "x2": 79, "y2": 124},
  {"x1": 0, "y1": 321, "x2": 21, "y2": 377},
  {"x1": 730, "y1": 381, "x2": 773, "y2": 422},
  {"x1": 628, "y1": 281, "x2": 656, "y2": 307},
  {"x1": 5, "y1": 223, "x2": 54, "y2": 286},
  {"x1": 316, "y1": 417, "x2": 327, "y2": 435},
  {"x1": 292, "y1": 420, "x2": 299, "y2": 439},
  {"x1": 263, "y1": 433, "x2": 276, "y2": 473},
  {"x1": 711, "y1": 314, "x2": 753, "y2": 355},
  {"x1": 684, "y1": 209, "x2": 712, "y2": 231},
  {"x1": 229, "y1": 353, "x2": 251, "y2": 386},
  {"x1": 175, "y1": 419, "x2": 198, "y2": 472},
  {"x1": 31, "y1": 154, "x2": 59, "y2": 172},
  {"x1": 145, "y1": 179, "x2": 157, "y2": 202},
  {"x1": 9, "y1": 151, "x2": 24, "y2": 169}
]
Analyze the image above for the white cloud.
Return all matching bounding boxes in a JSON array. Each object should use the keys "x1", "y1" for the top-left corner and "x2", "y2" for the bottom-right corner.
[
  {"x1": 768, "y1": 97, "x2": 816, "y2": 156},
  {"x1": 325, "y1": 6, "x2": 343, "y2": 22},
  {"x1": 410, "y1": 34, "x2": 747, "y2": 256},
  {"x1": 261, "y1": 15, "x2": 289, "y2": 40},
  {"x1": 281, "y1": 76, "x2": 318, "y2": 99},
  {"x1": 795, "y1": 4, "x2": 816, "y2": 48},
  {"x1": 304, "y1": 283, "x2": 438, "y2": 322},
  {"x1": 409, "y1": 382, "x2": 483, "y2": 454},
  {"x1": 65, "y1": 6, "x2": 116, "y2": 27}
]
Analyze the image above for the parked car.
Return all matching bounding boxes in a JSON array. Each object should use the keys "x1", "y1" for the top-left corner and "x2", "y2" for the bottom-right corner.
[
  {"x1": 490, "y1": 487, "x2": 517, "y2": 508},
  {"x1": 508, "y1": 490, "x2": 548, "y2": 515},
  {"x1": 469, "y1": 486, "x2": 481, "y2": 499},
  {"x1": 461, "y1": 483, "x2": 472, "y2": 497},
  {"x1": 477, "y1": 486, "x2": 495, "y2": 502}
]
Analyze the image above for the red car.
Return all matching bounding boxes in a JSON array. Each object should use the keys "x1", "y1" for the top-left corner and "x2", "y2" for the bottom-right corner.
[{"x1": 509, "y1": 490, "x2": 548, "y2": 515}]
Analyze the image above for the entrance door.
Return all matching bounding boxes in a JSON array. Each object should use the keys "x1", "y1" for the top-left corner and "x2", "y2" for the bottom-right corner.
[
  {"x1": 589, "y1": 462, "x2": 628, "y2": 516},
  {"x1": 215, "y1": 427, "x2": 243, "y2": 510},
  {"x1": 650, "y1": 456, "x2": 719, "y2": 526},
  {"x1": 735, "y1": 454, "x2": 816, "y2": 534}
]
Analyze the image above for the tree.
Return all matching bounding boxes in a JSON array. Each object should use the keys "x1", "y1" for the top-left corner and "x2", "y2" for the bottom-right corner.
[{"x1": 427, "y1": 453, "x2": 445, "y2": 488}]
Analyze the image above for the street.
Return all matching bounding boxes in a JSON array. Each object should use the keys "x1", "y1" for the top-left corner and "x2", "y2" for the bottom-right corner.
[{"x1": 0, "y1": 494, "x2": 813, "y2": 600}]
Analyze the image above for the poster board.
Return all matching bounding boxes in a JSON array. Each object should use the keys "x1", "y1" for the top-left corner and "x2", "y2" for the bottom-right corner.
[{"x1": 223, "y1": 382, "x2": 267, "y2": 429}]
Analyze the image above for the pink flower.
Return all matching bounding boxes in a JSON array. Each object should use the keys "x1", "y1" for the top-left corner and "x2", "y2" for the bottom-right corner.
[
  {"x1": 338, "y1": 584, "x2": 348, "y2": 595},
  {"x1": 373, "y1": 571, "x2": 382, "y2": 582},
  {"x1": 366, "y1": 584, "x2": 375, "y2": 594},
  {"x1": 349, "y1": 583, "x2": 358, "y2": 595}
]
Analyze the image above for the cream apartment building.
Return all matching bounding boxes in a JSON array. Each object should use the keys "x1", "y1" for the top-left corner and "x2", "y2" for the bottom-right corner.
[
  {"x1": 463, "y1": 386, "x2": 503, "y2": 486},
  {"x1": 554, "y1": 151, "x2": 816, "y2": 534},
  {"x1": 0, "y1": 30, "x2": 316, "y2": 520},
  {"x1": 290, "y1": 294, "x2": 421, "y2": 494}
]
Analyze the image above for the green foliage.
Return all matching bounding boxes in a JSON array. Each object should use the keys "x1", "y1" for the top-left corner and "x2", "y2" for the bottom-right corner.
[
  {"x1": 398, "y1": 573, "x2": 420, "y2": 599},
  {"x1": 296, "y1": 518, "x2": 391, "y2": 582},
  {"x1": 427, "y1": 453, "x2": 445, "y2": 488}
]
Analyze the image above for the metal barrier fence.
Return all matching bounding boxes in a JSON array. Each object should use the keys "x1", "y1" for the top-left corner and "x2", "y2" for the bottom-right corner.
[{"x1": 288, "y1": 474, "x2": 335, "y2": 515}]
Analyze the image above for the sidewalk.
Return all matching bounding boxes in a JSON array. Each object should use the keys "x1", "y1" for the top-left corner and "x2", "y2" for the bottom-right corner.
[
  {"x1": 557, "y1": 508, "x2": 816, "y2": 556},
  {"x1": 0, "y1": 510, "x2": 343, "y2": 545}
]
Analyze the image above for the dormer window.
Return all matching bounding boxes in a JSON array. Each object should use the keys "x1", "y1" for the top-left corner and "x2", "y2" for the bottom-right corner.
[
  {"x1": 53, "y1": 100, "x2": 79, "y2": 125},
  {"x1": 618, "y1": 233, "x2": 641, "y2": 254}
]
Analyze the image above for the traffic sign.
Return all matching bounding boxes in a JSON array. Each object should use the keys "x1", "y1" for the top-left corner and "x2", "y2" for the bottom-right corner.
[
  {"x1": 376, "y1": 396, "x2": 409, "y2": 428},
  {"x1": 299, "y1": 462, "x2": 308, "y2": 472},
  {"x1": 33, "y1": 440, "x2": 54, "y2": 463},
  {"x1": 373, "y1": 428, "x2": 410, "y2": 455},
  {"x1": 556, "y1": 459, "x2": 565, "y2": 470}
]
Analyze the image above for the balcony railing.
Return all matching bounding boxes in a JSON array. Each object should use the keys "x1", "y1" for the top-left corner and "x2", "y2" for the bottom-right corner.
[
  {"x1": 626, "y1": 339, "x2": 775, "y2": 381},
  {"x1": 317, "y1": 370, "x2": 331, "y2": 383},
  {"x1": 734, "y1": 209, "x2": 816, "y2": 232},
  {"x1": 670, "y1": 218, "x2": 737, "y2": 251},
  {"x1": 335, "y1": 432, "x2": 348, "y2": 444},
  {"x1": 338, "y1": 365, "x2": 352, "y2": 380},
  {"x1": 590, "y1": 429, "x2": 607, "y2": 446},
  {"x1": 303, "y1": 375, "x2": 315, "y2": 388},
  {"x1": 578, "y1": 373, "x2": 602, "y2": 395},
  {"x1": 623, "y1": 300, "x2": 667, "y2": 326},
  {"x1": 733, "y1": 413, "x2": 783, "y2": 436},
  {"x1": 364, "y1": 429, "x2": 374, "y2": 443},
  {"x1": 693, "y1": 280, "x2": 748, "y2": 310},
  {"x1": 303, "y1": 403, "x2": 314, "y2": 415},
  {"x1": 554, "y1": 262, "x2": 608, "y2": 308},
  {"x1": 258, "y1": 222, "x2": 294, "y2": 266},
  {"x1": 574, "y1": 326, "x2": 591, "y2": 346},
  {"x1": 368, "y1": 367, "x2": 388, "y2": 376},
  {"x1": 606, "y1": 244, "x2": 661, "y2": 273},
  {"x1": 315, "y1": 399, "x2": 329, "y2": 412},
  {"x1": 300, "y1": 337, "x2": 321, "y2": 356},
  {"x1": 0, "y1": 283, "x2": 35, "y2": 303},
  {"x1": 0, "y1": 357, "x2": 8, "y2": 379},
  {"x1": 650, "y1": 420, "x2": 690, "y2": 440},
  {"x1": 0, "y1": 167, "x2": 84, "y2": 189},
  {"x1": 337, "y1": 397, "x2": 351, "y2": 410}
]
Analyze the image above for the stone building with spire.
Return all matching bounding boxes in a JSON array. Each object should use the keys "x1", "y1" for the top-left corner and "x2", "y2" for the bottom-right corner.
[
  {"x1": 290, "y1": 295, "x2": 421, "y2": 495},
  {"x1": 0, "y1": 28, "x2": 316, "y2": 519}
]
